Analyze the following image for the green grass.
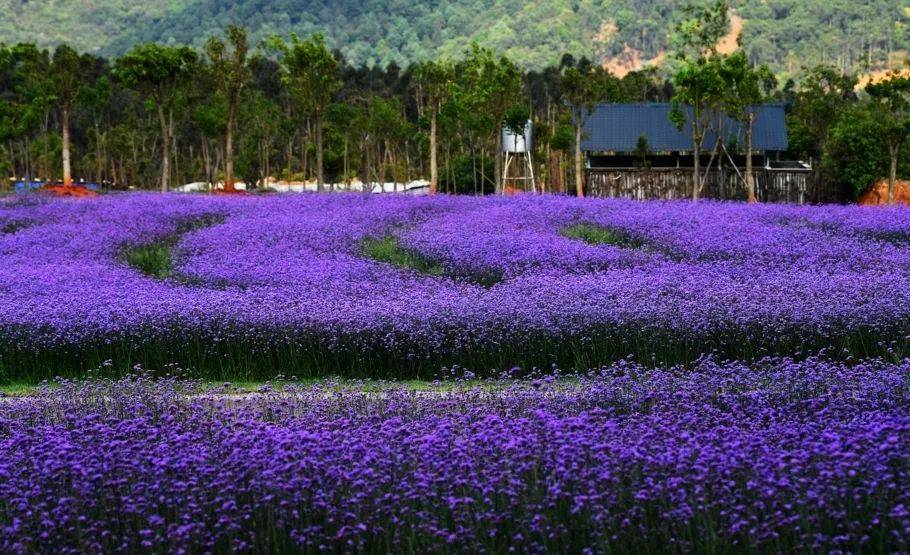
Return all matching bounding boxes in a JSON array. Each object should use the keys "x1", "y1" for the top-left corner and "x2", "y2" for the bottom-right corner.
[
  {"x1": 120, "y1": 214, "x2": 224, "y2": 280},
  {"x1": 360, "y1": 235, "x2": 446, "y2": 276},
  {"x1": 560, "y1": 222, "x2": 645, "y2": 248},
  {"x1": 360, "y1": 235, "x2": 503, "y2": 287},
  {"x1": 0, "y1": 381, "x2": 46, "y2": 397},
  {"x1": 0, "y1": 377, "x2": 506, "y2": 396},
  {"x1": 123, "y1": 242, "x2": 173, "y2": 278}
]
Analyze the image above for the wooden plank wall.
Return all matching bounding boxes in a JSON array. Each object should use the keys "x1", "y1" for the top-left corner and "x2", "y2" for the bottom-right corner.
[{"x1": 585, "y1": 168, "x2": 841, "y2": 204}]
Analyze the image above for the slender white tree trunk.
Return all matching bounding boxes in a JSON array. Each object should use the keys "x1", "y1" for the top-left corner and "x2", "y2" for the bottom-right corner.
[
  {"x1": 746, "y1": 113, "x2": 755, "y2": 203},
  {"x1": 429, "y1": 110, "x2": 438, "y2": 194},
  {"x1": 316, "y1": 112, "x2": 325, "y2": 192},
  {"x1": 61, "y1": 106, "x2": 72, "y2": 187},
  {"x1": 575, "y1": 121, "x2": 584, "y2": 197},
  {"x1": 157, "y1": 104, "x2": 170, "y2": 192},
  {"x1": 224, "y1": 103, "x2": 236, "y2": 192}
]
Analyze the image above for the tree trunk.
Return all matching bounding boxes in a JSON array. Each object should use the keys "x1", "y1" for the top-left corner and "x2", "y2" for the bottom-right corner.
[
  {"x1": 574, "y1": 121, "x2": 584, "y2": 197},
  {"x1": 94, "y1": 123, "x2": 104, "y2": 185},
  {"x1": 692, "y1": 136, "x2": 702, "y2": 200},
  {"x1": 170, "y1": 109, "x2": 180, "y2": 188},
  {"x1": 43, "y1": 111, "x2": 49, "y2": 181},
  {"x1": 61, "y1": 106, "x2": 72, "y2": 187},
  {"x1": 316, "y1": 111, "x2": 325, "y2": 192},
  {"x1": 429, "y1": 110, "x2": 438, "y2": 194},
  {"x1": 157, "y1": 104, "x2": 170, "y2": 192},
  {"x1": 224, "y1": 103, "x2": 236, "y2": 192},
  {"x1": 889, "y1": 143, "x2": 899, "y2": 205},
  {"x1": 494, "y1": 126, "x2": 503, "y2": 194},
  {"x1": 746, "y1": 112, "x2": 756, "y2": 203}
]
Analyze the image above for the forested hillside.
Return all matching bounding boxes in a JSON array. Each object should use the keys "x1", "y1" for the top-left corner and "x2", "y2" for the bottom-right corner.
[{"x1": 0, "y1": 0, "x2": 905, "y2": 74}]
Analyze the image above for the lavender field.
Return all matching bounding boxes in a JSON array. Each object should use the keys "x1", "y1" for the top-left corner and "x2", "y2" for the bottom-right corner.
[
  {"x1": 1, "y1": 357, "x2": 908, "y2": 552},
  {"x1": 2, "y1": 193, "x2": 910, "y2": 552},
  {"x1": 2, "y1": 193, "x2": 910, "y2": 380}
]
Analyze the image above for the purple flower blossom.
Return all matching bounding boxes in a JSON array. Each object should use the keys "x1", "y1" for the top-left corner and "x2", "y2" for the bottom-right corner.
[{"x1": 0, "y1": 356, "x2": 906, "y2": 552}]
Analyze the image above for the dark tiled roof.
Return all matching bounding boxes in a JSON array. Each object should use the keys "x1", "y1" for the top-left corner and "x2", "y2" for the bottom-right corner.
[{"x1": 580, "y1": 103, "x2": 788, "y2": 152}]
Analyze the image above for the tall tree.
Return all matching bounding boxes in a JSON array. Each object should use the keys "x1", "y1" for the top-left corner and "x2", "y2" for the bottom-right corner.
[
  {"x1": 669, "y1": 1, "x2": 731, "y2": 200},
  {"x1": 719, "y1": 50, "x2": 776, "y2": 202},
  {"x1": 205, "y1": 25, "x2": 251, "y2": 192},
  {"x1": 50, "y1": 45, "x2": 91, "y2": 188},
  {"x1": 671, "y1": 0, "x2": 731, "y2": 62},
  {"x1": 670, "y1": 55, "x2": 726, "y2": 200},
  {"x1": 866, "y1": 74, "x2": 910, "y2": 205},
  {"x1": 459, "y1": 44, "x2": 523, "y2": 194},
  {"x1": 562, "y1": 64, "x2": 619, "y2": 197},
  {"x1": 272, "y1": 34, "x2": 340, "y2": 191},
  {"x1": 414, "y1": 59, "x2": 454, "y2": 194},
  {"x1": 116, "y1": 44, "x2": 198, "y2": 191},
  {"x1": 787, "y1": 66, "x2": 857, "y2": 166}
]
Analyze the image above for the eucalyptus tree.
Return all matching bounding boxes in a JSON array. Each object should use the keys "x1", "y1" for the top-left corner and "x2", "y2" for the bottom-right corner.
[
  {"x1": 116, "y1": 44, "x2": 198, "y2": 191},
  {"x1": 459, "y1": 44, "x2": 523, "y2": 194},
  {"x1": 866, "y1": 74, "x2": 910, "y2": 204},
  {"x1": 50, "y1": 44, "x2": 93, "y2": 187},
  {"x1": 669, "y1": 1, "x2": 731, "y2": 200},
  {"x1": 787, "y1": 66, "x2": 857, "y2": 166},
  {"x1": 670, "y1": 55, "x2": 726, "y2": 200},
  {"x1": 9, "y1": 44, "x2": 54, "y2": 181},
  {"x1": 562, "y1": 63, "x2": 620, "y2": 197},
  {"x1": 205, "y1": 25, "x2": 251, "y2": 192},
  {"x1": 719, "y1": 50, "x2": 776, "y2": 202},
  {"x1": 271, "y1": 33, "x2": 340, "y2": 191},
  {"x1": 414, "y1": 59, "x2": 454, "y2": 194}
]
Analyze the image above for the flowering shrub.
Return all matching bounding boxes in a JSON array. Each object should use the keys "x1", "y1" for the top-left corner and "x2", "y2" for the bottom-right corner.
[
  {"x1": 4, "y1": 193, "x2": 910, "y2": 379},
  {"x1": 0, "y1": 356, "x2": 907, "y2": 552}
]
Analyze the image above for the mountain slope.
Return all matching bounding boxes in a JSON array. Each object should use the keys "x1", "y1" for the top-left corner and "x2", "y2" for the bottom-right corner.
[{"x1": 0, "y1": 0, "x2": 906, "y2": 74}]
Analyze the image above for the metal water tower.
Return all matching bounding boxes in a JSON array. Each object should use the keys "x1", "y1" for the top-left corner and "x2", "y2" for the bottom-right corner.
[{"x1": 502, "y1": 119, "x2": 536, "y2": 193}]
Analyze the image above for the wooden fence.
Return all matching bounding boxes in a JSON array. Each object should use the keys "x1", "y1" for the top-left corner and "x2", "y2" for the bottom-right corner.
[{"x1": 585, "y1": 167, "x2": 841, "y2": 204}]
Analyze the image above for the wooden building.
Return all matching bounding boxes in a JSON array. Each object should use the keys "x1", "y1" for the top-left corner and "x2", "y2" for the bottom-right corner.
[{"x1": 580, "y1": 103, "x2": 841, "y2": 203}]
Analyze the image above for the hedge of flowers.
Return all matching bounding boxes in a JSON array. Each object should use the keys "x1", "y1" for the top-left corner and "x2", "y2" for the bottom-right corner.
[
  {"x1": 3, "y1": 192, "x2": 910, "y2": 380},
  {"x1": 0, "y1": 356, "x2": 907, "y2": 553}
]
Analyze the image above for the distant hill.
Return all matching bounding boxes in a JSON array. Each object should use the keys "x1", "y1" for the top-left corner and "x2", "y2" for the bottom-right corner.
[{"x1": 0, "y1": 0, "x2": 905, "y2": 76}]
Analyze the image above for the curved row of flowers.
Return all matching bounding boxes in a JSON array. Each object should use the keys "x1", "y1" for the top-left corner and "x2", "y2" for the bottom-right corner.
[{"x1": 3, "y1": 193, "x2": 910, "y2": 379}]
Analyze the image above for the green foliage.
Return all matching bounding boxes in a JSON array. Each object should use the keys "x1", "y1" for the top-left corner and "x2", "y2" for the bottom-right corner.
[
  {"x1": 561, "y1": 222, "x2": 645, "y2": 248},
  {"x1": 866, "y1": 74, "x2": 910, "y2": 169},
  {"x1": 115, "y1": 44, "x2": 198, "y2": 102},
  {"x1": 0, "y1": 0, "x2": 907, "y2": 74},
  {"x1": 669, "y1": 55, "x2": 725, "y2": 143},
  {"x1": 271, "y1": 33, "x2": 340, "y2": 117},
  {"x1": 562, "y1": 65, "x2": 621, "y2": 117},
  {"x1": 548, "y1": 123, "x2": 574, "y2": 152},
  {"x1": 823, "y1": 101, "x2": 910, "y2": 199},
  {"x1": 204, "y1": 25, "x2": 251, "y2": 110},
  {"x1": 414, "y1": 59, "x2": 455, "y2": 113},
  {"x1": 502, "y1": 105, "x2": 530, "y2": 134},
  {"x1": 786, "y1": 66, "x2": 858, "y2": 161},
  {"x1": 671, "y1": 0, "x2": 730, "y2": 61},
  {"x1": 123, "y1": 242, "x2": 173, "y2": 279},
  {"x1": 360, "y1": 236, "x2": 445, "y2": 277},
  {"x1": 718, "y1": 50, "x2": 776, "y2": 122},
  {"x1": 633, "y1": 135, "x2": 651, "y2": 168},
  {"x1": 122, "y1": 214, "x2": 225, "y2": 280},
  {"x1": 439, "y1": 152, "x2": 496, "y2": 195}
]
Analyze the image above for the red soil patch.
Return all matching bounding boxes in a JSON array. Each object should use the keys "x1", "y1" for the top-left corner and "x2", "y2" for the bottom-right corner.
[
  {"x1": 858, "y1": 179, "x2": 910, "y2": 205},
  {"x1": 40, "y1": 185, "x2": 98, "y2": 198},
  {"x1": 601, "y1": 13, "x2": 742, "y2": 77}
]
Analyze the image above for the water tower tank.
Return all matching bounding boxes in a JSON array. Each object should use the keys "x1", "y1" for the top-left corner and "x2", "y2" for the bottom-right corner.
[{"x1": 503, "y1": 119, "x2": 532, "y2": 153}]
